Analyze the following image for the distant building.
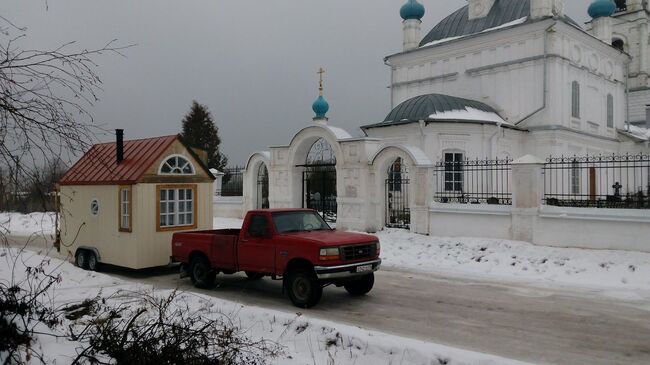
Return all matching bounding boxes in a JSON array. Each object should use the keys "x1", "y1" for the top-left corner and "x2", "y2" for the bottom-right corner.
[{"x1": 58, "y1": 131, "x2": 215, "y2": 270}]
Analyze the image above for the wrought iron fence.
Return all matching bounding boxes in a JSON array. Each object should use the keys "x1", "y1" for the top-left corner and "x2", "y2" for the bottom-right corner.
[
  {"x1": 434, "y1": 157, "x2": 513, "y2": 205},
  {"x1": 217, "y1": 166, "x2": 244, "y2": 197},
  {"x1": 543, "y1": 153, "x2": 650, "y2": 209}
]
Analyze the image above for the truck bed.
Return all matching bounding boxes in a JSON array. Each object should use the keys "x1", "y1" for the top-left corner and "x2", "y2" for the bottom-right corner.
[{"x1": 172, "y1": 229, "x2": 241, "y2": 271}]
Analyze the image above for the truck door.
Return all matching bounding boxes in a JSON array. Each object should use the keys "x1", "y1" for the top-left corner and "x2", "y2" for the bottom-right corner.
[{"x1": 238, "y1": 214, "x2": 275, "y2": 273}]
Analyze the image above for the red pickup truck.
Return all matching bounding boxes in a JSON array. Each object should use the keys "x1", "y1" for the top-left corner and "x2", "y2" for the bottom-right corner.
[{"x1": 171, "y1": 209, "x2": 381, "y2": 308}]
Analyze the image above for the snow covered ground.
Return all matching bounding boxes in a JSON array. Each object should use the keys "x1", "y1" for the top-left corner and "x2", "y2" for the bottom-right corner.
[
  {"x1": 213, "y1": 217, "x2": 650, "y2": 298},
  {"x1": 0, "y1": 212, "x2": 56, "y2": 237},
  {"x1": 0, "y1": 247, "x2": 526, "y2": 365}
]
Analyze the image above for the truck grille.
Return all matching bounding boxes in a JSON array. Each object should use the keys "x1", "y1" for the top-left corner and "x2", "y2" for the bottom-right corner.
[{"x1": 341, "y1": 243, "x2": 377, "y2": 261}]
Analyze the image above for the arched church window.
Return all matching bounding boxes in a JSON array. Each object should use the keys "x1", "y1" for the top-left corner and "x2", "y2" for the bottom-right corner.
[
  {"x1": 159, "y1": 155, "x2": 195, "y2": 174},
  {"x1": 612, "y1": 38, "x2": 625, "y2": 52},
  {"x1": 615, "y1": 0, "x2": 627, "y2": 12},
  {"x1": 571, "y1": 81, "x2": 581, "y2": 119},
  {"x1": 607, "y1": 94, "x2": 614, "y2": 128}
]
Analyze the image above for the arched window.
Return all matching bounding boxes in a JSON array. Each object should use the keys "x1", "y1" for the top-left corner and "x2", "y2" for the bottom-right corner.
[
  {"x1": 571, "y1": 81, "x2": 580, "y2": 119},
  {"x1": 612, "y1": 38, "x2": 625, "y2": 52},
  {"x1": 615, "y1": 0, "x2": 627, "y2": 12},
  {"x1": 159, "y1": 155, "x2": 195, "y2": 175},
  {"x1": 607, "y1": 94, "x2": 614, "y2": 128}
]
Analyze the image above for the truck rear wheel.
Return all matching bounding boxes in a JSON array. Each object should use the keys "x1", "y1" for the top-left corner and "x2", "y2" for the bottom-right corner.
[
  {"x1": 190, "y1": 256, "x2": 215, "y2": 289},
  {"x1": 344, "y1": 273, "x2": 374, "y2": 296},
  {"x1": 286, "y1": 269, "x2": 322, "y2": 308}
]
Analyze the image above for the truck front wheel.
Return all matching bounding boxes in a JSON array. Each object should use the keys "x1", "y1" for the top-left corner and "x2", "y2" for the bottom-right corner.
[
  {"x1": 190, "y1": 256, "x2": 215, "y2": 289},
  {"x1": 286, "y1": 269, "x2": 322, "y2": 308},
  {"x1": 344, "y1": 273, "x2": 375, "y2": 296}
]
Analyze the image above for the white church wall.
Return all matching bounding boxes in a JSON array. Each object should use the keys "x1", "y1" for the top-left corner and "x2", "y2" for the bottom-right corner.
[
  {"x1": 389, "y1": 21, "x2": 552, "y2": 124},
  {"x1": 629, "y1": 88, "x2": 650, "y2": 123},
  {"x1": 428, "y1": 204, "x2": 513, "y2": 240}
]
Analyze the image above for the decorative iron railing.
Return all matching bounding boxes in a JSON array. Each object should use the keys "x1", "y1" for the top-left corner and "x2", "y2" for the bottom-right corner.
[
  {"x1": 543, "y1": 153, "x2": 650, "y2": 209},
  {"x1": 217, "y1": 166, "x2": 244, "y2": 197},
  {"x1": 434, "y1": 157, "x2": 513, "y2": 205}
]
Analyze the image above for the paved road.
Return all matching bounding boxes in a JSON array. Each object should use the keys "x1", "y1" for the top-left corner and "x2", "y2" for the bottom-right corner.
[{"x1": 7, "y1": 235, "x2": 650, "y2": 364}]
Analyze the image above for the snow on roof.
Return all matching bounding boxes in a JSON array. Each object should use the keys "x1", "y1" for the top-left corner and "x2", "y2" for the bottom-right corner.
[
  {"x1": 421, "y1": 17, "x2": 528, "y2": 48},
  {"x1": 626, "y1": 124, "x2": 650, "y2": 140},
  {"x1": 325, "y1": 125, "x2": 353, "y2": 140},
  {"x1": 429, "y1": 107, "x2": 510, "y2": 125}
]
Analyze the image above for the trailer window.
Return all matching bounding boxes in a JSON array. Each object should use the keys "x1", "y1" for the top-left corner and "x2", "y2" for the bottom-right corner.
[
  {"x1": 158, "y1": 185, "x2": 196, "y2": 230},
  {"x1": 119, "y1": 186, "x2": 132, "y2": 232}
]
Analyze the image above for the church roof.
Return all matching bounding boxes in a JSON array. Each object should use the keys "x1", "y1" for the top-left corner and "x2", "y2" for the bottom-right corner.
[
  {"x1": 419, "y1": 0, "x2": 580, "y2": 48},
  {"x1": 361, "y1": 93, "x2": 514, "y2": 130}
]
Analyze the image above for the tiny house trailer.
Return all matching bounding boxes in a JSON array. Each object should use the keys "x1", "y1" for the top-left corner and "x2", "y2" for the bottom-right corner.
[{"x1": 57, "y1": 131, "x2": 215, "y2": 270}]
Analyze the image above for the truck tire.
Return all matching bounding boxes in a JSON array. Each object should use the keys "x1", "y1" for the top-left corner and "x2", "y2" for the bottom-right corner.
[
  {"x1": 344, "y1": 273, "x2": 374, "y2": 296},
  {"x1": 86, "y1": 251, "x2": 100, "y2": 272},
  {"x1": 286, "y1": 269, "x2": 322, "y2": 308},
  {"x1": 245, "y1": 271, "x2": 264, "y2": 280},
  {"x1": 75, "y1": 250, "x2": 88, "y2": 270},
  {"x1": 190, "y1": 256, "x2": 216, "y2": 289}
]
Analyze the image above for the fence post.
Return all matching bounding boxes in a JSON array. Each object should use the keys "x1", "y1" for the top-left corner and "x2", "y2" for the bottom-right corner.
[
  {"x1": 210, "y1": 168, "x2": 224, "y2": 197},
  {"x1": 511, "y1": 155, "x2": 545, "y2": 243}
]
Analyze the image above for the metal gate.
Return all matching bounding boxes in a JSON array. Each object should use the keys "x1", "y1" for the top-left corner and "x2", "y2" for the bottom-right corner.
[
  {"x1": 385, "y1": 158, "x2": 410, "y2": 229},
  {"x1": 256, "y1": 164, "x2": 269, "y2": 209},
  {"x1": 302, "y1": 165, "x2": 337, "y2": 222}
]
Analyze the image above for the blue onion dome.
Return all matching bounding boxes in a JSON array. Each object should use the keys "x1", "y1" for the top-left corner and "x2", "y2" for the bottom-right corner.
[
  {"x1": 400, "y1": 0, "x2": 425, "y2": 21},
  {"x1": 588, "y1": 0, "x2": 616, "y2": 19},
  {"x1": 312, "y1": 95, "x2": 329, "y2": 119}
]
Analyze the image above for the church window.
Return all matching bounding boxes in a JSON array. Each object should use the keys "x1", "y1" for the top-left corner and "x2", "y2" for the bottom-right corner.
[
  {"x1": 444, "y1": 152, "x2": 464, "y2": 192},
  {"x1": 607, "y1": 94, "x2": 614, "y2": 128},
  {"x1": 612, "y1": 39, "x2": 625, "y2": 52},
  {"x1": 571, "y1": 81, "x2": 580, "y2": 119},
  {"x1": 615, "y1": 0, "x2": 626, "y2": 12},
  {"x1": 571, "y1": 159, "x2": 580, "y2": 195},
  {"x1": 159, "y1": 155, "x2": 195, "y2": 175}
]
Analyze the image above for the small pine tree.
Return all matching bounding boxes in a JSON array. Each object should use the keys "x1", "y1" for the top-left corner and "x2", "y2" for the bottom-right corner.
[{"x1": 181, "y1": 101, "x2": 228, "y2": 171}]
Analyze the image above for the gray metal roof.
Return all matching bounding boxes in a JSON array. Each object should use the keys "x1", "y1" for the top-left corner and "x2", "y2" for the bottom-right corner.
[
  {"x1": 419, "y1": 0, "x2": 579, "y2": 47},
  {"x1": 361, "y1": 93, "x2": 506, "y2": 129}
]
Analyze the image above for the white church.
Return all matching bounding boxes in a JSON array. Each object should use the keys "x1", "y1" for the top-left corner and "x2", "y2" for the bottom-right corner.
[{"x1": 228, "y1": 0, "x2": 650, "y2": 250}]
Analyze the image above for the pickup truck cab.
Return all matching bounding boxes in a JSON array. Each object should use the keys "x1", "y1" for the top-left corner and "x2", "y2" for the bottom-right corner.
[{"x1": 171, "y1": 209, "x2": 381, "y2": 308}]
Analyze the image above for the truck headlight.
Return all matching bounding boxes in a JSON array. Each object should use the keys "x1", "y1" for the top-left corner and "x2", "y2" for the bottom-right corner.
[{"x1": 319, "y1": 247, "x2": 340, "y2": 261}]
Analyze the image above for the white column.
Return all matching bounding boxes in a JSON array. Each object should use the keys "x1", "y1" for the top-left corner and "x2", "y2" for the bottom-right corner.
[
  {"x1": 510, "y1": 155, "x2": 545, "y2": 243},
  {"x1": 591, "y1": 16, "x2": 613, "y2": 44},
  {"x1": 639, "y1": 22, "x2": 649, "y2": 80},
  {"x1": 403, "y1": 19, "x2": 421, "y2": 52}
]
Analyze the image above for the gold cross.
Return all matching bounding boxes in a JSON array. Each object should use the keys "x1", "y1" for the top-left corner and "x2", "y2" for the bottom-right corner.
[{"x1": 318, "y1": 67, "x2": 325, "y2": 96}]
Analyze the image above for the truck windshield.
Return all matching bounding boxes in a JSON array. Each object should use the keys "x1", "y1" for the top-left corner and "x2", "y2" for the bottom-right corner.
[{"x1": 272, "y1": 211, "x2": 332, "y2": 233}]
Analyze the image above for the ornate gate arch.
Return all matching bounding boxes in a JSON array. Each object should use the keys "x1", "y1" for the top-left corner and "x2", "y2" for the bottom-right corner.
[
  {"x1": 386, "y1": 157, "x2": 410, "y2": 229},
  {"x1": 299, "y1": 138, "x2": 337, "y2": 222}
]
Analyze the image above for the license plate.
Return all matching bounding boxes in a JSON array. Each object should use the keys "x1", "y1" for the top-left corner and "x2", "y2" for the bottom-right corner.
[{"x1": 356, "y1": 264, "x2": 372, "y2": 273}]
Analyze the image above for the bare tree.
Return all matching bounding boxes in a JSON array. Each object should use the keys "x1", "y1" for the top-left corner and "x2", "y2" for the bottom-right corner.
[{"x1": 0, "y1": 15, "x2": 129, "y2": 213}]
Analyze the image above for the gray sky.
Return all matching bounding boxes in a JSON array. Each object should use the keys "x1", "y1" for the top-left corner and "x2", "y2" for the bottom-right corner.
[{"x1": 5, "y1": 0, "x2": 592, "y2": 165}]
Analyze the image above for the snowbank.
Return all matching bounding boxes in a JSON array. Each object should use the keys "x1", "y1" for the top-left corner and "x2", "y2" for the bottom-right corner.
[
  {"x1": 0, "y1": 247, "x2": 526, "y2": 365},
  {"x1": 377, "y1": 228, "x2": 650, "y2": 296}
]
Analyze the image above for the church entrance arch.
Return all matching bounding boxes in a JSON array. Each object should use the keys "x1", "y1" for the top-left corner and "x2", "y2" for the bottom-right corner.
[
  {"x1": 256, "y1": 163, "x2": 269, "y2": 209},
  {"x1": 299, "y1": 138, "x2": 337, "y2": 222},
  {"x1": 385, "y1": 157, "x2": 410, "y2": 229}
]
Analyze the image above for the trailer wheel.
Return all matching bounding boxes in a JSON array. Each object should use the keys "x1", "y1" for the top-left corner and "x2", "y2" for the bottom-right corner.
[
  {"x1": 86, "y1": 251, "x2": 100, "y2": 272},
  {"x1": 245, "y1": 271, "x2": 264, "y2": 280},
  {"x1": 286, "y1": 269, "x2": 322, "y2": 308},
  {"x1": 190, "y1": 256, "x2": 215, "y2": 289},
  {"x1": 344, "y1": 273, "x2": 375, "y2": 296},
  {"x1": 75, "y1": 250, "x2": 88, "y2": 270}
]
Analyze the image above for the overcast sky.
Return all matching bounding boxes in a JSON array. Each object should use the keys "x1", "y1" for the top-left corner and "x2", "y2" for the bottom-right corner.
[{"x1": 5, "y1": 0, "x2": 592, "y2": 165}]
